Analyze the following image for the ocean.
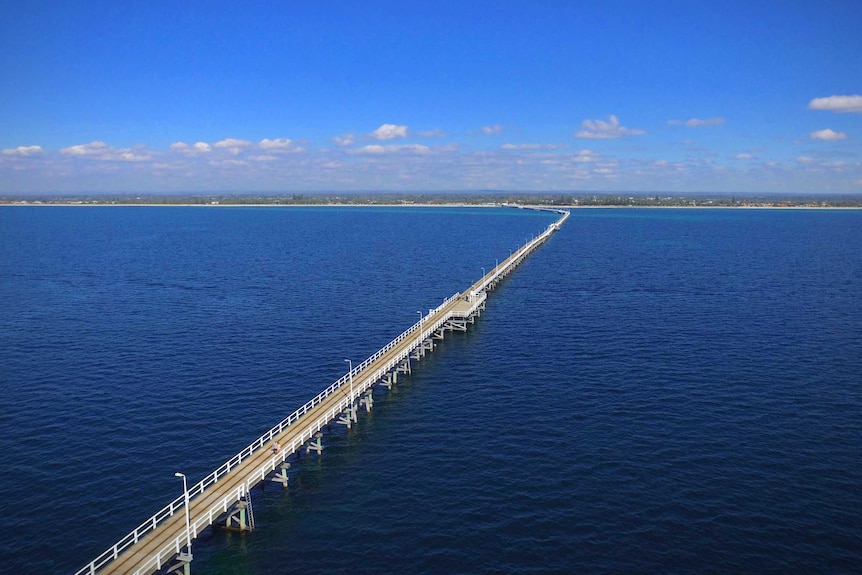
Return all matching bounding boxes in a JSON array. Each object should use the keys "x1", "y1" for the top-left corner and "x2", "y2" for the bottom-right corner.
[{"x1": 1, "y1": 206, "x2": 860, "y2": 574}]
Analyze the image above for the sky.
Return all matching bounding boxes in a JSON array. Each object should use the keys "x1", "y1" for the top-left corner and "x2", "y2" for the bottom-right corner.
[{"x1": 1, "y1": 0, "x2": 861, "y2": 195}]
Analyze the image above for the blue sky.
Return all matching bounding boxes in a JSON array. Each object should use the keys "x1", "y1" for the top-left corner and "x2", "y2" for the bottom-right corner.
[{"x1": 2, "y1": 1, "x2": 861, "y2": 194}]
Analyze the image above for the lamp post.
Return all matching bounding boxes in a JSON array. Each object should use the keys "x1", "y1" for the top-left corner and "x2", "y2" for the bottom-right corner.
[
  {"x1": 344, "y1": 358, "x2": 353, "y2": 403},
  {"x1": 174, "y1": 472, "x2": 192, "y2": 562},
  {"x1": 417, "y1": 310, "x2": 422, "y2": 331},
  {"x1": 481, "y1": 267, "x2": 485, "y2": 277}
]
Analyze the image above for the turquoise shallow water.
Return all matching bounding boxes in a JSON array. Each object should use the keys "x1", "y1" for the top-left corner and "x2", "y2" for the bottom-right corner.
[{"x1": 1, "y1": 206, "x2": 860, "y2": 574}]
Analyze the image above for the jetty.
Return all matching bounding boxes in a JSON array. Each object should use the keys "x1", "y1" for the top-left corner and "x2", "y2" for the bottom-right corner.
[{"x1": 75, "y1": 208, "x2": 569, "y2": 575}]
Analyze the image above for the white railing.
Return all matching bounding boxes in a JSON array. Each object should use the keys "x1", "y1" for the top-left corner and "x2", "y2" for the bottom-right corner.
[{"x1": 75, "y1": 209, "x2": 567, "y2": 575}]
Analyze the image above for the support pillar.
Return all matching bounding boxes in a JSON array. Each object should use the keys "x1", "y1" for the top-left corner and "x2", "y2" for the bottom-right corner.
[
  {"x1": 398, "y1": 358, "x2": 411, "y2": 374},
  {"x1": 360, "y1": 389, "x2": 373, "y2": 413},
  {"x1": 271, "y1": 462, "x2": 290, "y2": 490},
  {"x1": 167, "y1": 552, "x2": 192, "y2": 575},
  {"x1": 306, "y1": 432, "x2": 324, "y2": 457},
  {"x1": 337, "y1": 405, "x2": 355, "y2": 428},
  {"x1": 223, "y1": 498, "x2": 253, "y2": 532}
]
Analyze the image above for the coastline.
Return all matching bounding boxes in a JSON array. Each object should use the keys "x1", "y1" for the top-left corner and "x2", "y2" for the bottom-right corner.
[{"x1": 1, "y1": 202, "x2": 860, "y2": 210}]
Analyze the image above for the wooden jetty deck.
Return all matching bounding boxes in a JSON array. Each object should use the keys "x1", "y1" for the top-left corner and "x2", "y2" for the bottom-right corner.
[{"x1": 75, "y1": 208, "x2": 569, "y2": 575}]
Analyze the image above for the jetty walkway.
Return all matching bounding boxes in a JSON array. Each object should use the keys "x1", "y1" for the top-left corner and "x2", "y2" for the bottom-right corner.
[{"x1": 75, "y1": 208, "x2": 569, "y2": 575}]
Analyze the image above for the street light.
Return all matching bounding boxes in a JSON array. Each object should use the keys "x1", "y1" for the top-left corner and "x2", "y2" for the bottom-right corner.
[
  {"x1": 481, "y1": 267, "x2": 485, "y2": 277},
  {"x1": 344, "y1": 358, "x2": 353, "y2": 403},
  {"x1": 174, "y1": 472, "x2": 192, "y2": 561},
  {"x1": 417, "y1": 310, "x2": 422, "y2": 332}
]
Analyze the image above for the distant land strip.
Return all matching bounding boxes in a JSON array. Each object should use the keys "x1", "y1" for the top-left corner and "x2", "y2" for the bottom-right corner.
[{"x1": 2, "y1": 192, "x2": 862, "y2": 208}]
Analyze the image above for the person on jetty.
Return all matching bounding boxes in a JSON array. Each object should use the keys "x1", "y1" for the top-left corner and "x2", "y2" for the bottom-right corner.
[{"x1": 272, "y1": 440, "x2": 281, "y2": 454}]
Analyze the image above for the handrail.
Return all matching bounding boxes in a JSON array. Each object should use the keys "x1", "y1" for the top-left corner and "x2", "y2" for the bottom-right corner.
[{"x1": 75, "y1": 209, "x2": 567, "y2": 575}]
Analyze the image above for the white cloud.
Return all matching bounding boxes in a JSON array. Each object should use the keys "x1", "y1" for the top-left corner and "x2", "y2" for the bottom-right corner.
[
  {"x1": 575, "y1": 115, "x2": 645, "y2": 139},
  {"x1": 2, "y1": 145, "x2": 43, "y2": 156},
  {"x1": 214, "y1": 138, "x2": 252, "y2": 148},
  {"x1": 61, "y1": 141, "x2": 109, "y2": 156},
  {"x1": 668, "y1": 117, "x2": 725, "y2": 127},
  {"x1": 213, "y1": 138, "x2": 252, "y2": 155},
  {"x1": 333, "y1": 133, "x2": 355, "y2": 147},
  {"x1": 349, "y1": 144, "x2": 430, "y2": 155},
  {"x1": 573, "y1": 149, "x2": 599, "y2": 162},
  {"x1": 10, "y1": 124, "x2": 862, "y2": 194},
  {"x1": 810, "y1": 128, "x2": 848, "y2": 141},
  {"x1": 60, "y1": 141, "x2": 151, "y2": 162},
  {"x1": 500, "y1": 143, "x2": 565, "y2": 151},
  {"x1": 501, "y1": 143, "x2": 542, "y2": 150},
  {"x1": 170, "y1": 141, "x2": 212, "y2": 155},
  {"x1": 256, "y1": 138, "x2": 305, "y2": 154},
  {"x1": 808, "y1": 95, "x2": 862, "y2": 114},
  {"x1": 352, "y1": 145, "x2": 387, "y2": 154},
  {"x1": 117, "y1": 151, "x2": 150, "y2": 162},
  {"x1": 481, "y1": 124, "x2": 503, "y2": 135},
  {"x1": 208, "y1": 159, "x2": 249, "y2": 168},
  {"x1": 259, "y1": 138, "x2": 294, "y2": 149},
  {"x1": 371, "y1": 124, "x2": 408, "y2": 140}
]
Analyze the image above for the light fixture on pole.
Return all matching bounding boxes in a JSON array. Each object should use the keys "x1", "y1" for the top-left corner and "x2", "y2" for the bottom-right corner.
[{"x1": 174, "y1": 472, "x2": 193, "y2": 564}]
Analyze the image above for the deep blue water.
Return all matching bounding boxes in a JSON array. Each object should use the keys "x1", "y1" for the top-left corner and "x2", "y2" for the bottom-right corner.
[{"x1": 1, "y1": 206, "x2": 860, "y2": 574}]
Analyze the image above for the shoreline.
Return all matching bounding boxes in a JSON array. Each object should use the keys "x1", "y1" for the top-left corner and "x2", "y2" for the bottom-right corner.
[{"x1": 1, "y1": 202, "x2": 860, "y2": 210}]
